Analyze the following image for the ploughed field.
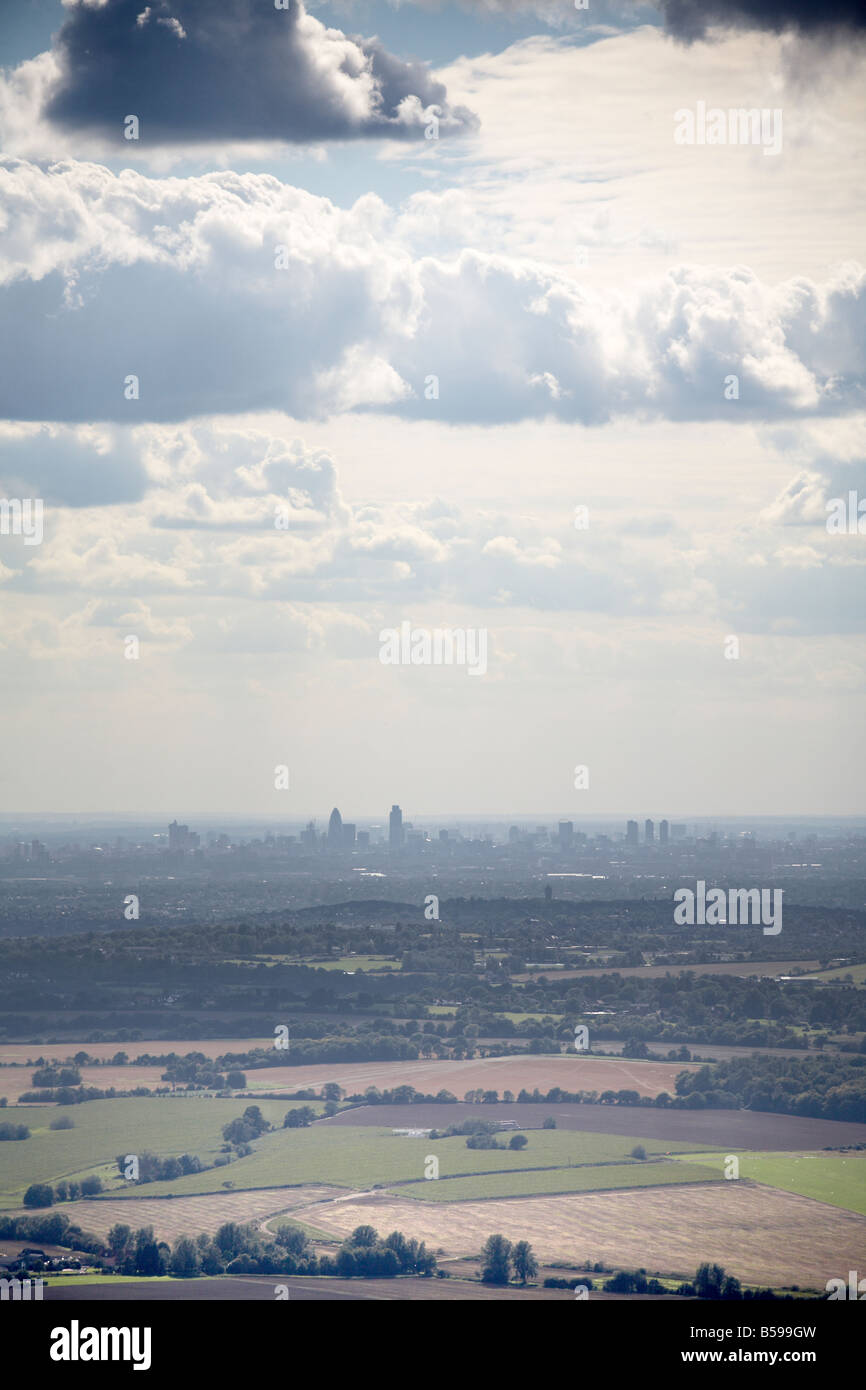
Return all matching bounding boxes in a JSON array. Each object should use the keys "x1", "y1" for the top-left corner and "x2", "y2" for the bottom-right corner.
[{"x1": 322, "y1": 1102, "x2": 866, "y2": 1151}]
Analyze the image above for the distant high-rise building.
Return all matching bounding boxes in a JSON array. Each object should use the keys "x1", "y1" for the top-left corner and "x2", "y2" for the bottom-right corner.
[
  {"x1": 659, "y1": 819, "x2": 669, "y2": 845},
  {"x1": 168, "y1": 820, "x2": 192, "y2": 852},
  {"x1": 301, "y1": 821, "x2": 317, "y2": 849},
  {"x1": 389, "y1": 804, "x2": 403, "y2": 849},
  {"x1": 356, "y1": 830, "x2": 369, "y2": 849},
  {"x1": 342, "y1": 823, "x2": 356, "y2": 847},
  {"x1": 508, "y1": 826, "x2": 520, "y2": 843},
  {"x1": 671, "y1": 823, "x2": 688, "y2": 840},
  {"x1": 645, "y1": 818, "x2": 654, "y2": 844},
  {"x1": 327, "y1": 808, "x2": 343, "y2": 848},
  {"x1": 439, "y1": 829, "x2": 449, "y2": 842},
  {"x1": 558, "y1": 821, "x2": 574, "y2": 848},
  {"x1": 626, "y1": 820, "x2": 639, "y2": 847}
]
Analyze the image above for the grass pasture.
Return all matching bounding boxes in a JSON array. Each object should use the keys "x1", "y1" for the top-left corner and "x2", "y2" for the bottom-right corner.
[
  {"x1": 392, "y1": 1159, "x2": 721, "y2": 1203},
  {"x1": 0, "y1": 1097, "x2": 303, "y2": 1206},
  {"x1": 687, "y1": 1151, "x2": 866, "y2": 1216},
  {"x1": 83, "y1": 1125, "x2": 706, "y2": 1200}
]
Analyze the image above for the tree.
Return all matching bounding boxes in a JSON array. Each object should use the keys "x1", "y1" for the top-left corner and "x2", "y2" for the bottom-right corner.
[
  {"x1": 169, "y1": 1237, "x2": 201, "y2": 1277},
  {"x1": 630, "y1": 1144, "x2": 647, "y2": 1160},
  {"x1": 226, "y1": 1071, "x2": 246, "y2": 1089},
  {"x1": 133, "y1": 1226, "x2": 163, "y2": 1277},
  {"x1": 23, "y1": 1183, "x2": 54, "y2": 1208},
  {"x1": 542, "y1": 1116, "x2": 556, "y2": 1129},
  {"x1": 508, "y1": 1134, "x2": 528, "y2": 1150},
  {"x1": 695, "y1": 1262, "x2": 726, "y2": 1299},
  {"x1": 481, "y1": 1234, "x2": 512, "y2": 1285},
  {"x1": 512, "y1": 1241, "x2": 538, "y2": 1285},
  {"x1": 351, "y1": 1225, "x2": 378, "y2": 1248},
  {"x1": 80, "y1": 1175, "x2": 103, "y2": 1196},
  {"x1": 108, "y1": 1224, "x2": 132, "y2": 1260}
]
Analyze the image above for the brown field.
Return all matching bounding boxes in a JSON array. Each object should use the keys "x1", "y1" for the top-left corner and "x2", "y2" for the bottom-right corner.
[
  {"x1": 516, "y1": 960, "x2": 820, "y2": 981},
  {"x1": 0, "y1": 1040, "x2": 272, "y2": 1065},
  {"x1": 0, "y1": 1053, "x2": 694, "y2": 1104},
  {"x1": 14, "y1": 1187, "x2": 340, "y2": 1245},
  {"x1": 0, "y1": 1064, "x2": 171, "y2": 1104},
  {"x1": 321, "y1": 1102, "x2": 866, "y2": 1150},
  {"x1": 44, "y1": 1274, "x2": 587, "y2": 1301},
  {"x1": 302, "y1": 1184, "x2": 866, "y2": 1291}
]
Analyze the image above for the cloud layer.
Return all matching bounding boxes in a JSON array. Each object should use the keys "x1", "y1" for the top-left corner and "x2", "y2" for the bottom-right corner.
[
  {"x1": 29, "y1": 0, "x2": 477, "y2": 148},
  {"x1": 0, "y1": 159, "x2": 863, "y2": 426}
]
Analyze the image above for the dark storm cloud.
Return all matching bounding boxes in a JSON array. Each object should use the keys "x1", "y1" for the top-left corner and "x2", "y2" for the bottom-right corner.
[
  {"x1": 43, "y1": 0, "x2": 477, "y2": 145},
  {"x1": 657, "y1": 0, "x2": 866, "y2": 41}
]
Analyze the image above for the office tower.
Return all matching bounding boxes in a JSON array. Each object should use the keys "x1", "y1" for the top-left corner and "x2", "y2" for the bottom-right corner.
[
  {"x1": 301, "y1": 821, "x2": 317, "y2": 849},
  {"x1": 626, "y1": 820, "x2": 639, "y2": 847},
  {"x1": 389, "y1": 804, "x2": 403, "y2": 849},
  {"x1": 508, "y1": 826, "x2": 520, "y2": 843},
  {"x1": 645, "y1": 818, "x2": 654, "y2": 844},
  {"x1": 357, "y1": 830, "x2": 369, "y2": 848},
  {"x1": 342, "y1": 823, "x2": 356, "y2": 847},
  {"x1": 327, "y1": 808, "x2": 343, "y2": 848},
  {"x1": 558, "y1": 821, "x2": 574, "y2": 848},
  {"x1": 659, "y1": 819, "x2": 669, "y2": 845},
  {"x1": 168, "y1": 820, "x2": 191, "y2": 852}
]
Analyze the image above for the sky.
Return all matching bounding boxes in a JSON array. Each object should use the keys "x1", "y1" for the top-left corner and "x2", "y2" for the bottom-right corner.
[{"x1": 0, "y1": 0, "x2": 864, "y2": 818}]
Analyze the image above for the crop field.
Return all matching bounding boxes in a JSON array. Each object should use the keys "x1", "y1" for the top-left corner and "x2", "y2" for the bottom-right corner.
[
  {"x1": 392, "y1": 1159, "x2": 720, "y2": 1203},
  {"x1": 302, "y1": 1183, "x2": 866, "y2": 1290},
  {"x1": 32, "y1": 1187, "x2": 338, "y2": 1244},
  {"x1": 800, "y1": 963, "x2": 866, "y2": 984},
  {"x1": 0, "y1": 1054, "x2": 694, "y2": 1103},
  {"x1": 218, "y1": 1055, "x2": 696, "y2": 1099},
  {"x1": 514, "y1": 961, "x2": 821, "y2": 981},
  {"x1": 0, "y1": 1097, "x2": 302, "y2": 1205},
  {"x1": 321, "y1": 1102, "x2": 866, "y2": 1151},
  {"x1": 0, "y1": 1041, "x2": 274, "y2": 1065},
  {"x1": 687, "y1": 1152, "x2": 866, "y2": 1216},
  {"x1": 90, "y1": 1124, "x2": 705, "y2": 1199}
]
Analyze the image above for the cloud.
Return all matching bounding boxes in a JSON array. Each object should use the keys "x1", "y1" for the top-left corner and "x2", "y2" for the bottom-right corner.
[
  {"x1": 656, "y1": 0, "x2": 866, "y2": 41},
  {"x1": 0, "y1": 159, "x2": 863, "y2": 426},
  {"x1": 11, "y1": 0, "x2": 476, "y2": 153}
]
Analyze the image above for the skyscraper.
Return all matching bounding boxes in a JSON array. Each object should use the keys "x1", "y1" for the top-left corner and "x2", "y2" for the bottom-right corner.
[
  {"x1": 659, "y1": 819, "x2": 669, "y2": 845},
  {"x1": 389, "y1": 804, "x2": 403, "y2": 849},
  {"x1": 645, "y1": 818, "x2": 654, "y2": 843},
  {"x1": 327, "y1": 808, "x2": 343, "y2": 848},
  {"x1": 626, "y1": 819, "x2": 639, "y2": 847},
  {"x1": 559, "y1": 820, "x2": 574, "y2": 848}
]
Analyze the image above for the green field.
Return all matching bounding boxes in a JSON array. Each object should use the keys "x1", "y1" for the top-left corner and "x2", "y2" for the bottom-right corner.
[
  {"x1": 0, "y1": 1098, "x2": 311, "y2": 1206},
  {"x1": 95, "y1": 1125, "x2": 706, "y2": 1200},
  {"x1": 800, "y1": 963, "x2": 866, "y2": 984},
  {"x1": 393, "y1": 1160, "x2": 721, "y2": 1203},
  {"x1": 688, "y1": 1151, "x2": 866, "y2": 1216},
  {"x1": 497, "y1": 1013, "x2": 564, "y2": 1025}
]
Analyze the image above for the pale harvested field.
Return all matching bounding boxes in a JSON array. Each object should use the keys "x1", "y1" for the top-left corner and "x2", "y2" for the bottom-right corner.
[
  {"x1": 0, "y1": 1054, "x2": 693, "y2": 1104},
  {"x1": 9, "y1": 1186, "x2": 340, "y2": 1245},
  {"x1": 0, "y1": 1064, "x2": 170, "y2": 1103},
  {"x1": 516, "y1": 960, "x2": 820, "y2": 981},
  {"x1": 0, "y1": 1040, "x2": 272, "y2": 1065},
  {"x1": 239, "y1": 1056, "x2": 692, "y2": 1099},
  {"x1": 302, "y1": 1183, "x2": 866, "y2": 1291}
]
